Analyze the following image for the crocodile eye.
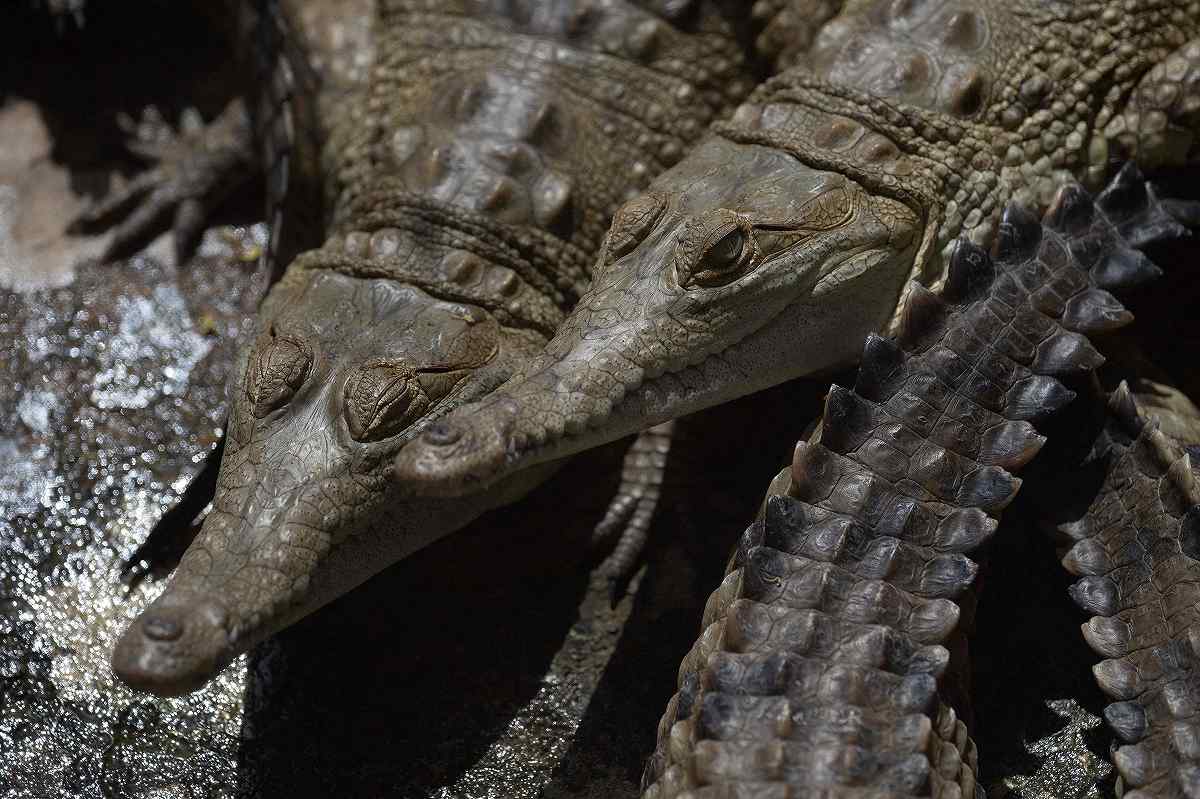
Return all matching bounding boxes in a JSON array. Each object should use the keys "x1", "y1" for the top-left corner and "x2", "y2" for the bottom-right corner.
[
  {"x1": 606, "y1": 192, "x2": 666, "y2": 259},
  {"x1": 343, "y1": 359, "x2": 432, "y2": 442},
  {"x1": 680, "y1": 216, "x2": 756, "y2": 288},
  {"x1": 246, "y1": 331, "x2": 313, "y2": 419},
  {"x1": 701, "y1": 229, "x2": 748, "y2": 273}
]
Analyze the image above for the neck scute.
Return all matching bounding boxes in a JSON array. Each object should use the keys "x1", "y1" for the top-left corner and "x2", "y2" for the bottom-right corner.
[{"x1": 292, "y1": 186, "x2": 595, "y2": 335}]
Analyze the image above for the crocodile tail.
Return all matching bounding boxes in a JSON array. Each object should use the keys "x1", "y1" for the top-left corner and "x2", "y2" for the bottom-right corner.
[
  {"x1": 251, "y1": 0, "x2": 324, "y2": 279},
  {"x1": 1062, "y1": 384, "x2": 1200, "y2": 799},
  {"x1": 640, "y1": 165, "x2": 1176, "y2": 799}
]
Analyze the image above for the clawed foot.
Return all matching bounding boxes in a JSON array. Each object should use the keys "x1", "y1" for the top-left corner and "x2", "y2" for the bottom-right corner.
[
  {"x1": 70, "y1": 99, "x2": 254, "y2": 264},
  {"x1": 592, "y1": 421, "x2": 675, "y2": 604}
]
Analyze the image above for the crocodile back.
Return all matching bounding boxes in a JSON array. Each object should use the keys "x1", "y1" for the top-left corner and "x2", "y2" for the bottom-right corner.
[{"x1": 297, "y1": 1, "x2": 758, "y2": 330}]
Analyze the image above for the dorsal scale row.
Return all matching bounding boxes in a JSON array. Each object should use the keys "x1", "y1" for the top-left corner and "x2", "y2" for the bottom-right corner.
[
  {"x1": 1058, "y1": 377, "x2": 1200, "y2": 794},
  {"x1": 317, "y1": 0, "x2": 756, "y2": 319}
]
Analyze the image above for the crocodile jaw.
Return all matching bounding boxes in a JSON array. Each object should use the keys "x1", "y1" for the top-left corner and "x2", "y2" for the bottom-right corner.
[
  {"x1": 110, "y1": 267, "x2": 551, "y2": 695},
  {"x1": 110, "y1": 450, "x2": 551, "y2": 696},
  {"x1": 394, "y1": 240, "x2": 912, "y2": 498}
]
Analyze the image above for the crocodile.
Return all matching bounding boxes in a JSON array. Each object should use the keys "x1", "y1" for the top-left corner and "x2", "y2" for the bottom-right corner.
[
  {"x1": 637, "y1": 168, "x2": 1193, "y2": 798},
  {"x1": 97, "y1": 0, "x2": 764, "y2": 696},
  {"x1": 391, "y1": 0, "x2": 1200, "y2": 502}
]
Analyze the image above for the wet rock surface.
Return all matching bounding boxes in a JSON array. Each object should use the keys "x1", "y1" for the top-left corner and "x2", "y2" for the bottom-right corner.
[{"x1": 4, "y1": 5, "x2": 1200, "y2": 799}]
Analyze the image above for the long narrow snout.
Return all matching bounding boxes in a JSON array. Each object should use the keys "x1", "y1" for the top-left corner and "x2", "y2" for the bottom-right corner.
[
  {"x1": 392, "y1": 317, "x2": 665, "y2": 497},
  {"x1": 113, "y1": 589, "x2": 234, "y2": 697}
]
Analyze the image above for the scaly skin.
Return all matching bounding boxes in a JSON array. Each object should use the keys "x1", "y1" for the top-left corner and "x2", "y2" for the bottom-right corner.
[
  {"x1": 640, "y1": 167, "x2": 1180, "y2": 799},
  {"x1": 1057, "y1": 381, "x2": 1200, "y2": 798},
  {"x1": 392, "y1": 0, "x2": 1200, "y2": 500},
  {"x1": 111, "y1": 0, "x2": 761, "y2": 696}
]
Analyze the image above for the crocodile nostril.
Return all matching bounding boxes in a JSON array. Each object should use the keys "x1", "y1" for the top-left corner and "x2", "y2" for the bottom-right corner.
[
  {"x1": 141, "y1": 615, "x2": 183, "y2": 642},
  {"x1": 423, "y1": 421, "x2": 462, "y2": 446}
]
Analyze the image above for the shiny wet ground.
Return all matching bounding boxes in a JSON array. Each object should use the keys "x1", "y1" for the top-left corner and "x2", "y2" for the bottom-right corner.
[{"x1": 5, "y1": 5, "x2": 1200, "y2": 798}]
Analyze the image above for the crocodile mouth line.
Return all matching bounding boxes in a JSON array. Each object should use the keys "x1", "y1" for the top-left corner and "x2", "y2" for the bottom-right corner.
[{"x1": 395, "y1": 308, "x2": 774, "y2": 498}]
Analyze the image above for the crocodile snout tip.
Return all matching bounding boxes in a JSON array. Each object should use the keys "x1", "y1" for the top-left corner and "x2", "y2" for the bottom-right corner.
[
  {"x1": 112, "y1": 593, "x2": 232, "y2": 697},
  {"x1": 392, "y1": 398, "x2": 519, "y2": 496}
]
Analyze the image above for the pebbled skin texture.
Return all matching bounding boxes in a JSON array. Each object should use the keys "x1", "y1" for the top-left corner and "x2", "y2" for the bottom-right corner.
[
  {"x1": 112, "y1": 0, "x2": 761, "y2": 695},
  {"x1": 639, "y1": 167, "x2": 1174, "y2": 799},
  {"x1": 1058, "y1": 381, "x2": 1200, "y2": 799},
  {"x1": 392, "y1": 0, "x2": 1200, "y2": 500}
]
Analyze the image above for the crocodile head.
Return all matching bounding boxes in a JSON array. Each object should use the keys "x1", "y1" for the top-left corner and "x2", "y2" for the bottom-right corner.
[
  {"x1": 112, "y1": 267, "x2": 549, "y2": 695},
  {"x1": 393, "y1": 136, "x2": 923, "y2": 497}
]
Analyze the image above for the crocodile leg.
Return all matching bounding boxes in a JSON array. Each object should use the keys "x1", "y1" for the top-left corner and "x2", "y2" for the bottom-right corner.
[
  {"x1": 68, "y1": 100, "x2": 256, "y2": 264},
  {"x1": 641, "y1": 166, "x2": 1175, "y2": 798},
  {"x1": 595, "y1": 420, "x2": 676, "y2": 598},
  {"x1": 65, "y1": 1, "x2": 312, "y2": 272}
]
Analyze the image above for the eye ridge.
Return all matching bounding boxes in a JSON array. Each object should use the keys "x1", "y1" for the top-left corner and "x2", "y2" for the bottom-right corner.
[
  {"x1": 246, "y1": 331, "x2": 313, "y2": 419},
  {"x1": 607, "y1": 192, "x2": 667, "y2": 259},
  {"x1": 678, "y1": 211, "x2": 757, "y2": 288},
  {"x1": 344, "y1": 358, "x2": 432, "y2": 442}
]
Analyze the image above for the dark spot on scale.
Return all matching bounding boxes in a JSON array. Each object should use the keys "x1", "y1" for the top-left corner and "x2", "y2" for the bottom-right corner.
[
  {"x1": 142, "y1": 615, "x2": 183, "y2": 641},
  {"x1": 941, "y1": 9, "x2": 987, "y2": 50},
  {"x1": 947, "y1": 66, "x2": 987, "y2": 117},
  {"x1": 424, "y1": 422, "x2": 463, "y2": 446}
]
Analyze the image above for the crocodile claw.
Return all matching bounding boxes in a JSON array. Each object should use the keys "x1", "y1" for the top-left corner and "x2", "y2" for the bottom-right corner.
[{"x1": 70, "y1": 100, "x2": 254, "y2": 264}]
